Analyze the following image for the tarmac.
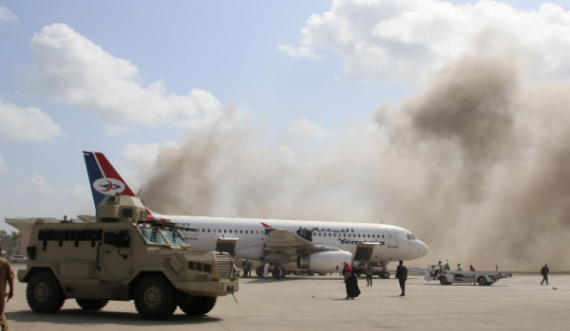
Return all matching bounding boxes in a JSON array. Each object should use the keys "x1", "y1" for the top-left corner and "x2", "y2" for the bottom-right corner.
[{"x1": 5, "y1": 264, "x2": 569, "y2": 331}]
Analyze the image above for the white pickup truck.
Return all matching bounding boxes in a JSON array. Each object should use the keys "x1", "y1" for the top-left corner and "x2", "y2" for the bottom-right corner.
[{"x1": 424, "y1": 265, "x2": 512, "y2": 286}]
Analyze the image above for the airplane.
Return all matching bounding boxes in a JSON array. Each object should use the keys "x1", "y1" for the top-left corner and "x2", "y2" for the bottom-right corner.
[{"x1": 83, "y1": 151, "x2": 429, "y2": 278}]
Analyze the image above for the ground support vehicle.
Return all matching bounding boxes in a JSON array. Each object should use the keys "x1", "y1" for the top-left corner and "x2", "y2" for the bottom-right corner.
[
  {"x1": 10, "y1": 255, "x2": 28, "y2": 263},
  {"x1": 425, "y1": 265, "x2": 512, "y2": 286},
  {"x1": 18, "y1": 195, "x2": 239, "y2": 320}
]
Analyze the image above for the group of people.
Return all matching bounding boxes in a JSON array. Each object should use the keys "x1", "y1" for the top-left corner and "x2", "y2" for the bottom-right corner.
[
  {"x1": 296, "y1": 227, "x2": 313, "y2": 241},
  {"x1": 342, "y1": 261, "x2": 408, "y2": 299},
  {"x1": 437, "y1": 260, "x2": 475, "y2": 272}
]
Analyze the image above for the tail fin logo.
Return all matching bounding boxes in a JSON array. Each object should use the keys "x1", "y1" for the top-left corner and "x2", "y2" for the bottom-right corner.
[{"x1": 93, "y1": 178, "x2": 126, "y2": 196}]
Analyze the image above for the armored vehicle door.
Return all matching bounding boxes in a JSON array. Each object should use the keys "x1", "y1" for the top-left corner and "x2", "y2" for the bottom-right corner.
[
  {"x1": 98, "y1": 230, "x2": 133, "y2": 280},
  {"x1": 216, "y1": 238, "x2": 238, "y2": 257},
  {"x1": 353, "y1": 242, "x2": 380, "y2": 262}
]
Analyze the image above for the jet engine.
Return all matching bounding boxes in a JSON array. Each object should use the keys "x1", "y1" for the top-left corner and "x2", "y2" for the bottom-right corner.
[{"x1": 296, "y1": 251, "x2": 352, "y2": 273}]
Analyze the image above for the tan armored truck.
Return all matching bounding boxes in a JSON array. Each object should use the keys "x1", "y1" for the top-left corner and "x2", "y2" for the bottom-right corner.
[{"x1": 18, "y1": 195, "x2": 239, "y2": 320}]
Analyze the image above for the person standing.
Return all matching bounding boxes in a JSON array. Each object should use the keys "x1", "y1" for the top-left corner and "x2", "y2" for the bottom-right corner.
[
  {"x1": 438, "y1": 261, "x2": 443, "y2": 271},
  {"x1": 469, "y1": 265, "x2": 475, "y2": 272},
  {"x1": 0, "y1": 247, "x2": 14, "y2": 331},
  {"x1": 365, "y1": 264, "x2": 374, "y2": 287},
  {"x1": 263, "y1": 262, "x2": 270, "y2": 279},
  {"x1": 457, "y1": 264, "x2": 463, "y2": 271},
  {"x1": 540, "y1": 264, "x2": 549, "y2": 285},
  {"x1": 395, "y1": 260, "x2": 408, "y2": 297},
  {"x1": 344, "y1": 269, "x2": 361, "y2": 299}
]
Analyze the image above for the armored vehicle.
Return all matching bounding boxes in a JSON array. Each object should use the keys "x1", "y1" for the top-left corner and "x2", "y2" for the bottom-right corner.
[{"x1": 18, "y1": 195, "x2": 239, "y2": 320}]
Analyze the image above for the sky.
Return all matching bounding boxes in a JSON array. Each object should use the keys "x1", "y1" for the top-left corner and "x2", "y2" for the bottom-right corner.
[{"x1": 1, "y1": 0, "x2": 569, "y2": 240}]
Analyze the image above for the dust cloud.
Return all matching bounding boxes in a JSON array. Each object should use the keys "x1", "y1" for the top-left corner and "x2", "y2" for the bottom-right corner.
[{"x1": 140, "y1": 49, "x2": 570, "y2": 271}]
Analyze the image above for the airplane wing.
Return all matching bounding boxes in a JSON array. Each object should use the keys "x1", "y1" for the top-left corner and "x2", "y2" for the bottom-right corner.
[{"x1": 262, "y1": 223, "x2": 341, "y2": 253}]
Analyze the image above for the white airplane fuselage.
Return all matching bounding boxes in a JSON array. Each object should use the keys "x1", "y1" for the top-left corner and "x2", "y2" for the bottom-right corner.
[{"x1": 160, "y1": 214, "x2": 429, "y2": 267}]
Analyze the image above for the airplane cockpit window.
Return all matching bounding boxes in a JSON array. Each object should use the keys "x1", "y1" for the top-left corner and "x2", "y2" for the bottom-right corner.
[{"x1": 407, "y1": 234, "x2": 416, "y2": 240}]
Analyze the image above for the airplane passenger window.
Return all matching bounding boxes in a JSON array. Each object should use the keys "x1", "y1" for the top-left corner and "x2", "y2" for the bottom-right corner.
[
  {"x1": 202, "y1": 229, "x2": 205, "y2": 232},
  {"x1": 224, "y1": 229, "x2": 227, "y2": 233},
  {"x1": 334, "y1": 233, "x2": 337, "y2": 237},
  {"x1": 218, "y1": 229, "x2": 222, "y2": 233},
  {"x1": 367, "y1": 234, "x2": 370, "y2": 238},
  {"x1": 207, "y1": 229, "x2": 210, "y2": 233},
  {"x1": 382, "y1": 235, "x2": 384, "y2": 238},
  {"x1": 235, "y1": 229, "x2": 238, "y2": 233},
  {"x1": 329, "y1": 233, "x2": 331, "y2": 237},
  {"x1": 348, "y1": 234, "x2": 351, "y2": 237},
  {"x1": 318, "y1": 233, "x2": 321, "y2": 236},
  {"x1": 358, "y1": 234, "x2": 361, "y2": 237},
  {"x1": 229, "y1": 230, "x2": 232, "y2": 233},
  {"x1": 240, "y1": 230, "x2": 243, "y2": 234},
  {"x1": 256, "y1": 230, "x2": 259, "y2": 234}
]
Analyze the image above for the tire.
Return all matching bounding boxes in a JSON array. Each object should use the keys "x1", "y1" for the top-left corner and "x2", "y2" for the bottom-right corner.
[
  {"x1": 439, "y1": 276, "x2": 450, "y2": 285},
  {"x1": 76, "y1": 299, "x2": 108, "y2": 311},
  {"x1": 271, "y1": 268, "x2": 281, "y2": 279},
  {"x1": 134, "y1": 274, "x2": 179, "y2": 320},
  {"x1": 26, "y1": 270, "x2": 66, "y2": 314},
  {"x1": 307, "y1": 271, "x2": 315, "y2": 276},
  {"x1": 477, "y1": 276, "x2": 487, "y2": 286},
  {"x1": 256, "y1": 266, "x2": 264, "y2": 278},
  {"x1": 179, "y1": 296, "x2": 217, "y2": 316},
  {"x1": 383, "y1": 272, "x2": 390, "y2": 279},
  {"x1": 318, "y1": 272, "x2": 327, "y2": 276}
]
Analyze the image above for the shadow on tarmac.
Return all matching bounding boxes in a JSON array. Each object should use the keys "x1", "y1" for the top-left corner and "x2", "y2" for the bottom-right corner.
[{"x1": 6, "y1": 309, "x2": 222, "y2": 326}]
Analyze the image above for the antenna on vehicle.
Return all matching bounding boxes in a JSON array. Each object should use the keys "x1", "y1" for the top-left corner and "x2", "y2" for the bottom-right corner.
[{"x1": 136, "y1": 189, "x2": 143, "y2": 197}]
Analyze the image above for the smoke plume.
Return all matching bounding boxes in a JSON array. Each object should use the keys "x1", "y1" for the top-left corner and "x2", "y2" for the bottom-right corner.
[{"x1": 140, "y1": 47, "x2": 570, "y2": 271}]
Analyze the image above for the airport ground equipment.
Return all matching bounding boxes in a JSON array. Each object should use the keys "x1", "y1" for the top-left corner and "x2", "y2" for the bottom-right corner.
[
  {"x1": 18, "y1": 195, "x2": 239, "y2": 320},
  {"x1": 424, "y1": 265, "x2": 512, "y2": 286}
]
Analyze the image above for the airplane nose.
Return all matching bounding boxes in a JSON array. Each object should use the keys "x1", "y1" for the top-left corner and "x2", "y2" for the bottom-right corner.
[{"x1": 417, "y1": 240, "x2": 429, "y2": 257}]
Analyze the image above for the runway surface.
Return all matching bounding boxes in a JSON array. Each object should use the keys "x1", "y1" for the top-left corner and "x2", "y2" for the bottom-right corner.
[{"x1": 6, "y1": 264, "x2": 568, "y2": 331}]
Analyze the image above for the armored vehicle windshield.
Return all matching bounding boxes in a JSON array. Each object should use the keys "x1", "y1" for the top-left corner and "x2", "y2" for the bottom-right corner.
[{"x1": 138, "y1": 226, "x2": 188, "y2": 246}]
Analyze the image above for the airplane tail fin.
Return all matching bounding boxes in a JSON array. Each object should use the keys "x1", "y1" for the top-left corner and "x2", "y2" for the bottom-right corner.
[
  {"x1": 83, "y1": 151, "x2": 135, "y2": 208},
  {"x1": 83, "y1": 151, "x2": 156, "y2": 220}
]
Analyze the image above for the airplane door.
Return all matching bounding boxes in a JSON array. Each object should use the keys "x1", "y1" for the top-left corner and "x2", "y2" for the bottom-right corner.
[
  {"x1": 387, "y1": 228, "x2": 398, "y2": 248},
  {"x1": 354, "y1": 243, "x2": 380, "y2": 262},
  {"x1": 216, "y1": 238, "x2": 238, "y2": 257}
]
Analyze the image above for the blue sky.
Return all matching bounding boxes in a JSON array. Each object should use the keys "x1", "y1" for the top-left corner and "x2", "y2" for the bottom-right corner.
[{"x1": 1, "y1": 0, "x2": 569, "y2": 231}]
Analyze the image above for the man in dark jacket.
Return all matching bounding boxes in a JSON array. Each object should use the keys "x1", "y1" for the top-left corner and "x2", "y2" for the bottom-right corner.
[
  {"x1": 395, "y1": 260, "x2": 408, "y2": 296},
  {"x1": 540, "y1": 264, "x2": 549, "y2": 285}
]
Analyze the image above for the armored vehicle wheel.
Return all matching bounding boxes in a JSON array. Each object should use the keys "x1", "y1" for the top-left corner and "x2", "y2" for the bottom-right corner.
[
  {"x1": 26, "y1": 270, "x2": 65, "y2": 314},
  {"x1": 134, "y1": 274, "x2": 179, "y2": 320},
  {"x1": 76, "y1": 299, "x2": 108, "y2": 311},
  {"x1": 439, "y1": 276, "x2": 450, "y2": 285},
  {"x1": 179, "y1": 296, "x2": 217, "y2": 316},
  {"x1": 256, "y1": 266, "x2": 264, "y2": 278},
  {"x1": 477, "y1": 276, "x2": 488, "y2": 286}
]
